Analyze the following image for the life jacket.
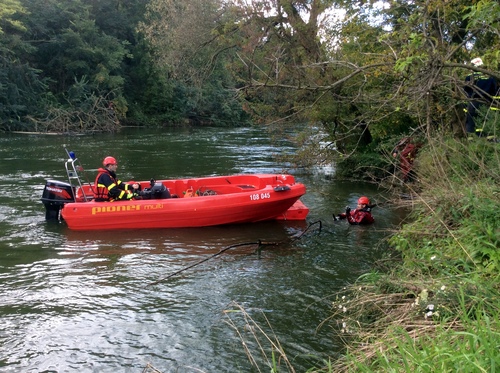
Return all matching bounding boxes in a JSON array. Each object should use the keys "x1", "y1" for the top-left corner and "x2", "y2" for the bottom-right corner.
[{"x1": 94, "y1": 168, "x2": 118, "y2": 201}]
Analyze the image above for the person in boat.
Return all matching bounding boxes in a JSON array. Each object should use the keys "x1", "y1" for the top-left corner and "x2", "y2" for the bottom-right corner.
[
  {"x1": 94, "y1": 156, "x2": 140, "y2": 201},
  {"x1": 334, "y1": 196, "x2": 374, "y2": 225}
]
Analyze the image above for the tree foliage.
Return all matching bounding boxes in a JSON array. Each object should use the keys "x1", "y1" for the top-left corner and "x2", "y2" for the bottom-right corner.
[
  {"x1": 1, "y1": 0, "x2": 248, "y2": 131},
  {"x1": 0, "y1": 0, "x2": 26, "y2": 34},
  {"x1": 0, "y1": 0, "x2": 48, "y2": 130},
  {"x1": 199, "y1": 0, "x2": 500, "y2": 166},
  {"x1": 1, "y1": 0, "x2": 499, "y2": 152},
  {"x1": 20, "y1": 0, "x2": 129, "y2": 119},
  {"x1": 139, "y1": 0, "x2": 248, "y2": 125}
]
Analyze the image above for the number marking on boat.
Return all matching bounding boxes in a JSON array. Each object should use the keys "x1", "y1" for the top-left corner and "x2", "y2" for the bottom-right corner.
[{"x1": 249, "y1": 193, "x2": 271, "y2": 201}]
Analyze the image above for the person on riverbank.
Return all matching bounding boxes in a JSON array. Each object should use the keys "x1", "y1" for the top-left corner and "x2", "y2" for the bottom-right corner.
[
  {"x1": 94, "y1": 156, "x2": 140, "y2": 201},
  {"x1": 392, "y1": 137, "x2": 420, "y2": 182},
  {"x1": 463, "y1": 57, "x2": 498, "y2": 137},
  {"x1": 334, "y1": 196, "x2": 374, "y2": 225}
]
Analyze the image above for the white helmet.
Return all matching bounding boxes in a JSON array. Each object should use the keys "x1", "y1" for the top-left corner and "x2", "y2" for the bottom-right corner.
[{"x1": 471, "y1": 57, "x2": 483, "y2": 67}]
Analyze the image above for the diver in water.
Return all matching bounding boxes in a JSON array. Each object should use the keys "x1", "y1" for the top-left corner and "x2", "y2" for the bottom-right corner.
[{"x1": 334, "y1": 196, "x2": 374, "y2": 225}]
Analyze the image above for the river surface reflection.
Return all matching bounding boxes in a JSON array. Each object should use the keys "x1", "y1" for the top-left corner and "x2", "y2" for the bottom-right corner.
[{"x1": 0, "y1": 127, "x2": 404, "y2": 372}]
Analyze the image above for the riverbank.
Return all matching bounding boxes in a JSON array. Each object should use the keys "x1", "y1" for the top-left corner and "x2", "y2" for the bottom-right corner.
[{"x1": 328, "y1": 136, "x2": 500, "y2": 371}]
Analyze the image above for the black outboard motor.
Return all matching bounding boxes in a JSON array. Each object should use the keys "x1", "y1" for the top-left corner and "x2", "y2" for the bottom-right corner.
[{"x1": 41, "y1": 180, "x2": 75, "y2": 220}]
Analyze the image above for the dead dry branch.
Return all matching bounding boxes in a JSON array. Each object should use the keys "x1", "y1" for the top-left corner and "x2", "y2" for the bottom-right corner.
[{"x1": 26, "y1": 95, "x2": 119, "y2": 134}]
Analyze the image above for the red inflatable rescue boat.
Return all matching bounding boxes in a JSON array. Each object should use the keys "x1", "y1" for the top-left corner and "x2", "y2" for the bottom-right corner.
[{"x1": 41, "y1": 150, "x2": 309, "y2": 231}]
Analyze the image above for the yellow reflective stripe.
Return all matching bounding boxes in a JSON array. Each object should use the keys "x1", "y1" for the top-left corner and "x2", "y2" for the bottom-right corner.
[
  {"x1": 109, "y1": 182, "x2": 117, "y2": 189},
  {"x1": 491, "y1": 95, "x2": 499, "y2": 110}
]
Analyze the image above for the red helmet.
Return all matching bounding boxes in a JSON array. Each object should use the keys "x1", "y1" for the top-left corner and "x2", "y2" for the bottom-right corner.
[
  {"x1": 102, "y1": 156, "x2": 117, "y2": 166},
  {"x1": 358, "y1": 196, "x2": 370, "y2": 205}
]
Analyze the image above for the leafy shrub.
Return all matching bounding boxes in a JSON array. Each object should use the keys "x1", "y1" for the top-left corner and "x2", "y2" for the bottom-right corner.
[{"x1": 335, "y1": 151, "x2": 390, "y2": 181}]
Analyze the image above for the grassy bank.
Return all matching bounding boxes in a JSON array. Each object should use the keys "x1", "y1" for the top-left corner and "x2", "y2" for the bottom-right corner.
[{"x1": 327, "y1": 135, "x2": 500, "y2": 372}]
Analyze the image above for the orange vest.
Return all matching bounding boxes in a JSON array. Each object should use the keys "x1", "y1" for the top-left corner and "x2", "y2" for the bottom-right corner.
[{"x1": 94, "y1": 168, "x2": 119, "y2": 201}]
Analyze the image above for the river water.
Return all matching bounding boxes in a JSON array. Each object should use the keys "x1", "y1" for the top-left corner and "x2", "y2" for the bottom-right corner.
[{"x1": 0, "y1": 127, "x2": 403, "y2": 372}]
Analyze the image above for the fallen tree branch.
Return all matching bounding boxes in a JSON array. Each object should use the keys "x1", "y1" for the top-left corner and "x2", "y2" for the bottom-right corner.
[{"x1": 147, "y1": 220, "x2": 322, "y2": 286}]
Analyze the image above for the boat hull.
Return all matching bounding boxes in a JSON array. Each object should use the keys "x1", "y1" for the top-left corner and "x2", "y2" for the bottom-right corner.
[{"x1": 58, "y1": 174, "x2": 308, "y2": 230}]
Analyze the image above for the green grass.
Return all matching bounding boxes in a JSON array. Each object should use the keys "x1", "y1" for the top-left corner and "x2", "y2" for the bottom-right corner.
[{"x1": 323, "y1": 135, "x2": 500, "y2": 372}]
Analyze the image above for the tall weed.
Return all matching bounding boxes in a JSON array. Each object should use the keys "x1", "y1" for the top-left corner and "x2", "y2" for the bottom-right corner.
[
  {"x1": 395, "y1": 136, "x2": 500, "y2": 273},
  {"x1": 327, "y1": 135, "x2": 500, "y2": 372}
]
